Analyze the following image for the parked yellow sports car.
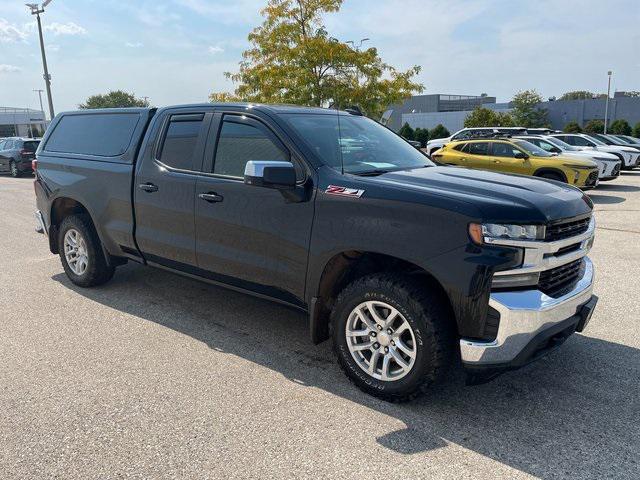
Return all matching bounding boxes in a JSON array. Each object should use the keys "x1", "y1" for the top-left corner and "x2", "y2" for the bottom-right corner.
[{"x1": 432, "y1": 138, "x2": 599, "y2": 188}]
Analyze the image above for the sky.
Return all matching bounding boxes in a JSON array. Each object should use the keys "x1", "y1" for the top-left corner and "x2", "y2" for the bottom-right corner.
[{"x1": 0, "y1": 0, "x2": 638, "y2": 115}]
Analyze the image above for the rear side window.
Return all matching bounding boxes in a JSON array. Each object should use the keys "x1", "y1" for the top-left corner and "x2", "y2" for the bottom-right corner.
[
  {"x1": 45, "y1": 113, "x2": 141, "y2": 157},
  {"x1": 453, "y1": 143, "x2": 468, "y2": 152},
  {"x1": 158, "y1": 115, "x2": 205, "y2": 171},
  {"x1": 23, "y1": 141, "x2": 40, "y2": 152},
  {"x1": 214, "y1": 120, "x2": 288, "y2": 178},
  {"x1": 468, "y1": 142, "x2": 489, "y2": 155}
]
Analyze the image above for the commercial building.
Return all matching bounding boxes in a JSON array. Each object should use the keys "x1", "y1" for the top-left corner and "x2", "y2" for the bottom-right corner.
[
  {"x1": 381, "y1": 94, "x2": 497, "y2": 132},
  {"x1": 0, "y1": 107, "x2": 47, "y2": 138},
  {"x1": 387, "y1": 93, "x2": 640, "y2": 133}
]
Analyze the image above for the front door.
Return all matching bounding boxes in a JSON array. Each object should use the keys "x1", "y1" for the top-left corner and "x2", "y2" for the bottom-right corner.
[
  {"x1": 194, "y1": 113, "x2": 314, "y2": 305},
  {"x1": 489, "y1": 141, "x2": 529, "y2": 175},
  {"x1": 134, "y1": 110, "x2": 212, "y2": 266}
]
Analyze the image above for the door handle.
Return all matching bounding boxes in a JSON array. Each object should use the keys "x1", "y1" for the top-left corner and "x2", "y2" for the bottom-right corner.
[
  {"x1": 493, "y1": 159, "x2": 501, "y2": 164},
  {"x1": 198, "y1": 192, "x2": 224, "y2": 203},
  {"x1": 139, "y1": 183, "x2": 158, "y2": 193}
]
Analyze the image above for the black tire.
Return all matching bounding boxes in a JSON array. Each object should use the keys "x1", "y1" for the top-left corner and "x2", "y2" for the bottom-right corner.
[
  {"x1": 58, "y1": 214, "x2": 115, "y2": 287},
  {"x1": 331, "y1": 273, "x2": 455, "y2": 402},
  {"x1": 9, "y1": 160, "x2": 20, "y2": 178},
  {"x1": 536, "y1": 171, "x2": 565, "y2": 183}
]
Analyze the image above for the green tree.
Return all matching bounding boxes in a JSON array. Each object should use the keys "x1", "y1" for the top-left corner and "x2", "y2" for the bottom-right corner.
[
  {"x1": 414, "y1": 127, "x2": 430, "y2": 147},
  {"x1": 559, "y1": 91, "x2": 606, "y2": 101},
  {"x1": 79, "y1": 90, "x2": 149, "y2": 109},
  {"x1": 609, "y1": 119, "x2": 632, "y2": 136},
  {"x1": 563, "y1": 121, "x2": 582, "y2": 133},
  {"x1": 583, "y1": 119, "x2": 605, "y2": 134},
  {"x1": 398, "y1": 122, "x2": 415, "y2": 140},
  {"x1": 464, "y1": 107, "x2": 514, "y2": 127},
  {"x1": 429, "y1": 124, "x2": 450, "y2": 140},
  {"x1": 210, "y1": 0, "x2": 423, "y2": 119},
  {"x1": 511, "y1": 90, "x2": 548, "y2": 128},
  {"x1": 633, "y1": 122, "x2": 640, "y2": 138}
]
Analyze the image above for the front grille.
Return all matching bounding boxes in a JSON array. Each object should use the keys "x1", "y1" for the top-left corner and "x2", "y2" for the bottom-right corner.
[
  {"x1": 538, "y1": 258, "x2": 585, "y2": 297},
  {"x1": 555, "y1": 242, "x2": 581, "y2": 257},
  {"x1": 545, "y1": 216, "x2": 591, "y2": 242}
]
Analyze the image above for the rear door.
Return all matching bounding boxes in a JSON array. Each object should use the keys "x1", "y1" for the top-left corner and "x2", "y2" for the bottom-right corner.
[
  {"x1": 464, "y1": 141, "x2": 491, "y2": 169},
  {"x1": 193, "y1": 112, "x2": 314, "y2": 305},
  {"x1": 134, "y1": 109, "x2": 212, "y2": 267}
]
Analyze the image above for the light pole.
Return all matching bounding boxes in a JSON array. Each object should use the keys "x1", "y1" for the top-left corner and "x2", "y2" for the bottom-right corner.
[
  {"x1": 346, "y1": 38, "x2": 370, "y2": 52},
  {"x1": 604, "y1": 70, "x2": 612, "y2": 134},
  {"x1": 26, "y1": 1, "x2": 55, "y2": 121}
]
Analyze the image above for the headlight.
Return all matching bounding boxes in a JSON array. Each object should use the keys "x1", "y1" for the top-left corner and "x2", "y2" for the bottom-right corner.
[
  {"x1": 594, "y1": 157, "x2": 618, "y2": 162},
  {"x1": 469, "y1": 223, "x2": 544, "y2": 244}
]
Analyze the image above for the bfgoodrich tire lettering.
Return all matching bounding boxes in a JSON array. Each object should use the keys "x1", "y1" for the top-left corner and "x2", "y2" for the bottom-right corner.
[
  {"x1": 58, "y1": 214, "x2": 115, "y2": 287},
  {"x1": 331, "y1": 273, "x2": 455, "y2": 402}
]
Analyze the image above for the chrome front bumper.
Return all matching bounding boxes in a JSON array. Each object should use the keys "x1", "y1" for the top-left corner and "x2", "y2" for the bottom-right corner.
[{"x1": 460, "y1": 257, "x2": 594, "y2": 365}]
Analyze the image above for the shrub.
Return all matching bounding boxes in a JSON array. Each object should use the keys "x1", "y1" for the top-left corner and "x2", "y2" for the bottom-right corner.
[
  {"x1": 414, "y1": 128, "x2": 430, "y2": 147},
  {"x1": 583, "y1": 120, "x2": 605, "y2": 134},
  {"x1": 633, "y1": 122, "x2": 640, "y2": 139},
  {"x1": 609, "y1": 119, "x2": 632, "y2": 136},
  {"x1": 429, "y1": 124, "x2": 450, "y2": 140},
  {"x1": 398, "y1": 122, "x2": 415, "y2": 140},
  {"x1": 564, "y1": 122, "x2": 582, "y2": 133}
]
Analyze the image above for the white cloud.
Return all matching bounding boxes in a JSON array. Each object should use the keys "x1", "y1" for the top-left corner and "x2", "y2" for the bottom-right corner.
[
  {"x1": 0, "y1": 18, "x2": 27, "y2": 43},
  {"x1": 45, "y1": 22, "x2": 87, "y2": 36},
  {"x1": 0, "y1": 64, "x2": 22, "y2": 74},
  {"x1": 208, "y1": 45, "x2": 224, "y2": 54},
  {"x1": 125, "y1": 42, "x2": 144, "y2": 48},
  {"x1": 48, "y1": 44, "x2": 60, "y2": 52}
]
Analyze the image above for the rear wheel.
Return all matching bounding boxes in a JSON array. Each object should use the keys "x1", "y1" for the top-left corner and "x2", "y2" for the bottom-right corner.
[
  {"x1": 9, "y1": 160, "x2": 19, "y2": 178},
  {"x1": 331, "y1": 273, "x2": 455, "y2": 402},
  {"x1": 58, "y1": 215, "x2": 115, "y2": 287}
]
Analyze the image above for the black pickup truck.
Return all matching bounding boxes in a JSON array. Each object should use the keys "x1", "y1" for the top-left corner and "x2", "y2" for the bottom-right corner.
[{"x1": 34, "y1": 104, "x2": 598, "y2": 401}]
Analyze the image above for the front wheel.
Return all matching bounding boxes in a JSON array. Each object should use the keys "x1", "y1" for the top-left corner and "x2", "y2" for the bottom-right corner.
[
  {"x1": 58, "y1": 215, "x2": 115, "y2": 287},
  {"x1": 331, "y1": 274, "x2": 455, "y2": 402},
  {"x1": 536, "y1": 172, "x2": 565, "y2": 183}
]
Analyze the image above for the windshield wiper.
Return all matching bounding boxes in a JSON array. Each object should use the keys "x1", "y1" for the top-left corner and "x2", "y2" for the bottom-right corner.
[{"x1": 353, "y1": 169, "x2": 391, "y2": 176}]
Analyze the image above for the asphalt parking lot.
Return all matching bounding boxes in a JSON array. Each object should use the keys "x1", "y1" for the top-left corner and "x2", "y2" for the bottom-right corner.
[{"x1": 0, "y1": 173, "x2": 639, "y2": 479}]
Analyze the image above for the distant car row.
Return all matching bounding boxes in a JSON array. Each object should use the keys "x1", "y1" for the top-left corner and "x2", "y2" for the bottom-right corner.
[
  {"x1": 423, "y1": 127, "x2": 640, "y2": 189},
  {"x1": 0, "y1": 137, "x2": 40, "y2": 177}
]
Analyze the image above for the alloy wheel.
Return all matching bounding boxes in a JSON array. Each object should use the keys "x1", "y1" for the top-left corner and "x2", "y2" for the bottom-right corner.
[
  {"x1": 345, "y1": 301, "x2": 417, "y2": 381},
  {"x1": 64, "y1": 228, "x2": 89, "y2": 276}
]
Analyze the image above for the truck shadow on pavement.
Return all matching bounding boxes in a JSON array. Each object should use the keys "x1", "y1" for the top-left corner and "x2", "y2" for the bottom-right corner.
[
  {"x1": 53, "y1": 264, "x2": 640, "y2": 479},
  {"x1": 587, "y1": 194, "x2": 626, "y2": 204}
]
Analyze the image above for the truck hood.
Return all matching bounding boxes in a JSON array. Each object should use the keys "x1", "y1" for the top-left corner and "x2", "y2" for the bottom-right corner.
[{"x1": 372, "y1": 166, "x2": 592, "y2": 224}]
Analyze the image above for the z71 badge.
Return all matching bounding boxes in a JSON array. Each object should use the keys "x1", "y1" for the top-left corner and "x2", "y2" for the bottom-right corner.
[{"x1": 325, "y1": 185, "x2": 365, "y2": 198}]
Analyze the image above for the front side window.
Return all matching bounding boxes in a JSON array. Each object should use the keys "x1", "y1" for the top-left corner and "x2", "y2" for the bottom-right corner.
[
  {"x1": 283, "y1": 114, "x2": 432, "y2": 175},
  {"x1": 492, "y1": 142, "x2": 521, "y2": 157},
  {"x1": 214, "y1": 119, "x2": 288, "y2": 178},
  {"x1": 467, "y1": 142, "x2": 489, "y2": 156},
  {"x1": 158, "y1": 116, "x2": 204, "y2": 170}
]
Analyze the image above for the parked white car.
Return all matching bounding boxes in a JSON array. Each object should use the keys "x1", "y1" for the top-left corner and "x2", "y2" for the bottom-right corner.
[
  {"x1": 516, "y1": 135, "x2": 622, "y2": 181},
  {"x1": 550, "y1": 133, "x2": 640, "y2": 169},
  {"x1": 425, "y1": 127, "x2": 526, "y2": 156}
]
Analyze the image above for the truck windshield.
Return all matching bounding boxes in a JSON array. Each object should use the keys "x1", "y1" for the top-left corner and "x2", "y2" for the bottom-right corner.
[{"x1": 283, "y1": 113, "x2": 433, "y2": 174}]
